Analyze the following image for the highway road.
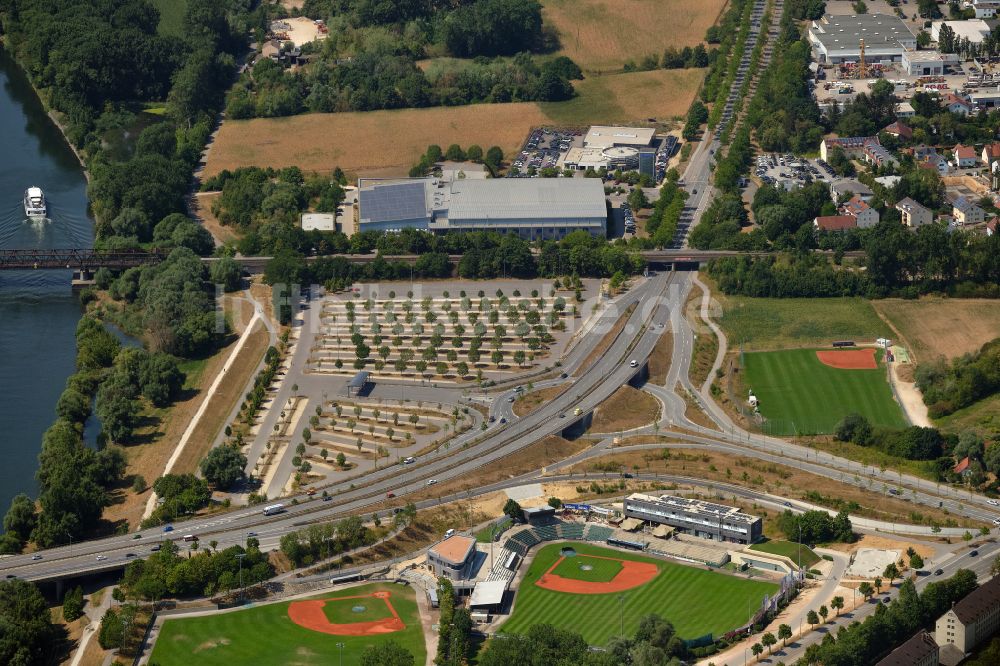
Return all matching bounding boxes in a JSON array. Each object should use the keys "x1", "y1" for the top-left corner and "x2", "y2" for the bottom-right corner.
[{"x1": 0, "y1": 272, "x2": 679, "y2": 582}]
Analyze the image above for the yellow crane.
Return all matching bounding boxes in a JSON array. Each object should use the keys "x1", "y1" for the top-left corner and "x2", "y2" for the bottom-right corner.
[{"x1": 858, "y1": 38, "x2": 868, "y2": 79}]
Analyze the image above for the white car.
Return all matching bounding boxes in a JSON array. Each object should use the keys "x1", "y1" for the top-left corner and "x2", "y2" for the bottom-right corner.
[
  {"x1": 629, "y1": 359, "x2": 638, "y2": 368},
  {"x1": 95, "y1": 555, "x2": 107, "y2": 561},
  {"x1": 993, "y1": 518, "x2": 1000, "y2": 526},
  {"x1": 988, "y1": 499, "x2": 1000, "y2": 506},
  {"x1": 426, "y1": 479, "x2": 438, "y2": 486}
]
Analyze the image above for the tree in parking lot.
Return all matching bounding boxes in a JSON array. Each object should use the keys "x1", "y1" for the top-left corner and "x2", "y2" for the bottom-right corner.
[
  {"x1": 883, "y1": 563, "x2": 900, "y2": 586},
  {"x1": 761, "y1": 631, "x2": 777, "y2": 654},
  {"x1": 858, "y1": 582, "x2": 874, "y2": 601},
  {"x1": 806, "y1": 609, "x2": 819, "y2": 628},
  {"x1": 777, "y1": 623, "x2": 792, "y2": 647},
  {"x1": 831, "y1": 595, "x2": 845, "y2": 617},
  {"x1": 751, "y1": 643, "x2": 763, "y2": 661},
  {"x1": 819, "y1": 605, "x2": 828, "y2": 624}
]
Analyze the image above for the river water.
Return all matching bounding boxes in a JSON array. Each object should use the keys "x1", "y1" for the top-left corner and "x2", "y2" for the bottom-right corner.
[{"x1": 0, "y1": 47, "x2": 94, "y2": 514}]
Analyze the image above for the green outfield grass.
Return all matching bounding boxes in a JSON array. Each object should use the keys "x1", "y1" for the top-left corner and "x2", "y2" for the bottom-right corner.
[
  {"x1": 551, "y1": 554, "x2": 623, "y2": 582},
  {"x1": 150, "y1": 0, "x2": 187, "y2": 36},
  {"x1": 743, "y1": 348, "x2": 906, "y2": 436},
  {"x1": 149, "y1": 583, "x2": 425, "y2": 666},
  {"x1": 714, "y1": 294, "x2": 890, "y2": 351},
  {"x1": 749, "y1": 540, "x2": 820, "y2": 568},
  {"x1": 501, "y1": 543, "x2": 778, "y2": 646}
]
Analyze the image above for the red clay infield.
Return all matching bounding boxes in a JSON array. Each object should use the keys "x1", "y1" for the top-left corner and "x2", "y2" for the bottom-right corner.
[
  {"x1": 815, "y1": 348, "x2": 878, "y2": 370},
  {"x1": 536, "y1": 554, "x2": 658, "y2": 594},
  {"x1": 287, "y1": 590, "x2": 405, "y2": 636}
]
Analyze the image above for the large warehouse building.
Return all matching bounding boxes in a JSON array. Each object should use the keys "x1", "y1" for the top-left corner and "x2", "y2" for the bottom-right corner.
[
  {"x1": 808, "y1": 13, "x2": 916, "y2": 64},
  {"x1": 624, "y1": 493, "x2": 764, "y2": 545},
  {"x1": 357, "y1": 177, "x2": 608, "y2": 240}
]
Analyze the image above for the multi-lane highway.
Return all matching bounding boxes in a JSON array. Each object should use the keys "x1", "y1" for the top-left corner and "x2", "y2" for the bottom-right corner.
[{"x1": 0, "y1": 272, "x2": 680, "y2": 582}]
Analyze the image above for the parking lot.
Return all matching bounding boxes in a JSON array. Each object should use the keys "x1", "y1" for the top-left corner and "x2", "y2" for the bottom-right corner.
[
  {"x1": 510, "y1": 128, "x2": 584, "y2": 174},
  {"x1": 754, "y1": 153, "x2": 837, "y2": 189}
]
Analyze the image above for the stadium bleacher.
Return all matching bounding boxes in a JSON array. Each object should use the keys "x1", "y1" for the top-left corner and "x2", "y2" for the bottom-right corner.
[
  {"x1": 558, "y1": 523, "x2": 585, "y2": 540},
  {"x1": 585, "y1": 525, "x2": 614, "y2": 542}
]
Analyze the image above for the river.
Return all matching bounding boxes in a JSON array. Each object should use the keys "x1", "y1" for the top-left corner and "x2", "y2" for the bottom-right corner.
[{"x1": 0, "y1": 47, "x2": 94, "y2": 515}]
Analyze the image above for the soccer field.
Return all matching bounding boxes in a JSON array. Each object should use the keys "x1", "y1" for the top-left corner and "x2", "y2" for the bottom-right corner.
[
  {"x1": 148, "y1": 583, "x2": 425, "y2": 666},
  {"x1": 501, "y1": 543, "x2": 778, "y2": 645},
  {"x1": 742, "y1": 348, "x2": 907, "y2": 436}
]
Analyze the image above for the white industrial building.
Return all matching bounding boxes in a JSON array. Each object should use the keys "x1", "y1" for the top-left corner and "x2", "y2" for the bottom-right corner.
[
  {"x1": 901, "y1": 50, "x2": 959, "y2": 76},
  {"x1": 809, "y1": 14, "x2": 916, "y2": 64},
  {"x1": 559, "y1": 126, "x2": 656, "y2": 172},
  {"x1": 931, "y1": 20, "x2": 991, "y2": 44},
  {"x1": 968, "y1": 0, "x2": 1000, "y2": 18},
  {"x1": 357, "y1": 177, "x2": 608, "y2": 240}
]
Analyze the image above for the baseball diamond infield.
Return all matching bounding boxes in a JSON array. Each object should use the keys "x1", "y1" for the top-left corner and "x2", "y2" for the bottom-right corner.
[
  {"x1": 148, "y1": 582, "x2": 426, "y2": 665},
  {"x1": 287, "y1": 590, "x2": 405, "y2": 636},
  {"x1": 538, "y1": 553, "x2": 658, "y2": 593},
  {"x1": 502, "y1": 542, "x2": 779, "y2": 645},
  {"x1": 815, "y1": 348, "x2": 878, "y2": 369}
]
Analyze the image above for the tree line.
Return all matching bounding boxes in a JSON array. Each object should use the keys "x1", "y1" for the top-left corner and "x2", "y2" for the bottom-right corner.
[
  {"x1": 2, "y1": 0, "x2": 254, "y2": 249},
  {"x1": 777, "y1": 509, "x2": 854, "y2": 545},
  {"x1": 916, "y1": 338, "x2": 1000, "y2": 418},
  {"x1": 279, "y1": 516, "x2": 374, "y2": 567},
  {"x1": 798, "y1": 569, "x2": 979, "y2": 665}
]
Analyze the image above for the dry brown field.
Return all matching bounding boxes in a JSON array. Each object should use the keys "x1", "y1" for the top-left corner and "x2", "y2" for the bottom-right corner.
[
  {"x1": 203, "y1": 69, "x2": 702, "y2": 178},
  {"x1": 872, "y1": 298, "x2": 1000, "y2": 361},
  {"x1": 543, "y1": 0, "x2": 728, "y2": 72}
]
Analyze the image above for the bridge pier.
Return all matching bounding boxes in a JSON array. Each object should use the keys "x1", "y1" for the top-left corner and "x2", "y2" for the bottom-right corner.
[{"x1": 71, "y1": 269, "x2": 95, "y2": 291}]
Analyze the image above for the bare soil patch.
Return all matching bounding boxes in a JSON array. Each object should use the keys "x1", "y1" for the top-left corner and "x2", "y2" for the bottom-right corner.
[
  {"x1": 872, "y1": 298, "x2": 1000, "y2": 362},
  {"x1": 815, "y1": 348, "x2": 878, "y2": 370},
  {"x1": 192, "y1": 192, "x2": 239, "y2": 246},
  {"x1": 590, "y1": 386, "x2": 660, "y2": 433},
  {"x1": 513, "y1": 385, "x2": 566, "y2": 417},
  {"x1": 647, "y1": 330, "x2": 673, "y2": 384}
]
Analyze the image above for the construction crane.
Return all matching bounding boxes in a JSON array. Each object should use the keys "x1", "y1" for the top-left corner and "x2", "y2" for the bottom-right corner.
[{"x1": 858, "y1": 38, "x2": 868, "y2": 79}]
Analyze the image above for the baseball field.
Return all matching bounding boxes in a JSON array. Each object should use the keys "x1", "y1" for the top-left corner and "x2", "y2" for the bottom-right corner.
[
  {"x1": 500, "y1": 542, "x2": 778, "y2": 645},
  {"x1": 742, "y1": 348, "x2": 907, "y2": 436},
  {"x1": 148, "y1": 582, "x2": 426, "y2": 665}
]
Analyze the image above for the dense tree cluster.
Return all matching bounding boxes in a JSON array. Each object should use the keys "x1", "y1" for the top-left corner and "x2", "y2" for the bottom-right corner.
[
  {"x1": 700, "y1": 0, "x2": 752, "y2": 111},
  {"x1": 227, "y1": 0, "x2": 578, "y2": 118},
  {"x1": 200, "y1": 445, "x2": 248, "y2": 490},
  {"x1": 2, "y1": 0, "x2": 252, "y2": 246},
  {"x1": 120, "y1": 538, "x2": 272, "y2": 600},
  {"x1": 204, "y1": 165, "x2": 345, "y2": 230},
  {"x1": 916, "y1": 339, "x2": 1000, "y2": 417},
  {"x1": 481, "y1": 614, "x2": 689, "y2": 665},
  {"x1": 798, "y1": 570, "x2": 978, "y2": 665},
  {"x1": 776, "y1": 509, "x2": 854, "y2": 545},
  {"x1": 836, "y1": 414, "x2": 951, "y2": 461},
  {"x1": 642, "y1": 180, "x2": 688, "y2": 248},
  {"x1": 0, "y1": 579, "x2": 65, "y2": 666},
  {"x1": 142, "y1": 474, "x2": 211, "y2": 528},
  {"x1": 278, "y1": 516, "x2": 373, "y2": 567},
  {"x1": 436, "y1": 578, "x2": 473, "y2": 666}
]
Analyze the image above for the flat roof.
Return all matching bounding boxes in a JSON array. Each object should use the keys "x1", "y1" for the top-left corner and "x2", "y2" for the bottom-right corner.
[
  {"x1": 810, "y1": 14, "x2": 915, "y2": 51},
  {"x1": 931, "y1": 19, "x2": 990, "y2": 43},
  {"x1": 358, "y1": 179, "x2": 430, "y2": 226},
  {"x1": 584, "y1": 126, "x2": 655, "y2": 149},
  {"x1": 447, "y1": 178, "x2": 607, "y2": 222},
  {"x1": 627, "y1": 493, "x2": 760, "y2": 525},
  {"x1": 430, "y1": 535, "x2": 475, "y2": 565},
  {"x1": 470, "y1": 580, "x2": 507, "y2": 607}
]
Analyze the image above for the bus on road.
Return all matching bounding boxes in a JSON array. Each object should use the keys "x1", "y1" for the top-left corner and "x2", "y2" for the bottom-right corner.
[{"x1": 262, "y1": 504, "x2": 286, "y2": 516}]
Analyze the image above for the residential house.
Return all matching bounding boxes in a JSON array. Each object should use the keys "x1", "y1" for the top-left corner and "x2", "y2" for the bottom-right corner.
[
  {"x1": 830, "y1": 178, "x2": 874, "y2": 202},
  {"x1": 982, "y1": 143, "x2": 1000, "y2": 169},
  {"x1": 896, "y1": 101, "x2": 916, "y2": 118},
  {"x1": 909, "y1": 145, "x2": 939, "y2": 161},
  {"x1": 953, "y1": 196, "x2": 986, "y2": 226},
  {"x1": 896, "y1": 197, "x2": 933, "y2": 228},
  {"x1": 935, "y1": 575, "x2": 1000, "y2": 662},
  {"x1": 954, "y1": 456, "x2": 973, "y2": 477},
  {"x1": 953, "y1": 144, "x2": 979, "y2": 169},
  {"x1": 864, "y1": 142, "x2": 898, "y2": 168},
  {"x1": 882, "y1": 121, "x2": 912, "y2": 141},
  {"x1": 971, "y1": 0, "x2": 1000, "y2": 18},
  {"x1": 875, "y1": 631, "x2": 938, "y2": 666},
  {"x1": 813, "y1": 215, "x2": 858, "y2": 232},
  {"x1": 841, "y1": 195, "x2": 880, "y2": 228},
  {"x1": 919, "y1": 154, "x2": 951, "y2": 175},
  {"x1": 820, "y1": 136, "x2": 881, "y2": 162},
  {"x1": 987, "y1": 217, "x2": 998, "y2": 236},
  {"x1": 945, "y1": 93, "x2": 973, "y2": 116}
]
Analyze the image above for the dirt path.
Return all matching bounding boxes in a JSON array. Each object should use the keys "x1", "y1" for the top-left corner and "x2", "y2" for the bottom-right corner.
[{"x1": 888, "y1": 361, "x2": 932, "y2": 427}]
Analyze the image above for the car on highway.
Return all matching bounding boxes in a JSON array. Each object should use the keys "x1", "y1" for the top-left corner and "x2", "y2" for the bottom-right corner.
[
  {"x1": 163, "y1": 525, "x2": 174, "y2": 532},
  {"x1": 95, "y1": 555, "x2": 107, "y2": 561},
  {"x1": 323, "y1": 495, "x2": 333, "y2": 502},
  {"x1": 629, "y1": 359, "x2": 638, "y2": 367},
  {"x1": 31, "y1": 554, "x2": 42, "y2": 560},
  {"x1": 992, "y1": 518, "x2": 1000, "y2": 526},
  {"x1": 783, "y1": 501, "x2": 792, "y2": 507},
  {"x1": 508, "y1": 396, "x2": 515, "y2": 402},
  {"x1": 935, "y1": 568, "x2": 944, "y2": 575},
  {"x1": 883, "y1": 597, "x2": 891, "y2": 604},
  {"x1": 426, "y1": 479, "x2": 438, "y2": 486},
  {"x1": 386, "y1": 491, "x2": 395, "y2": 498},
  {"x1": 989, "y1": 499, "x2": 1000, "y2": 506},
  {"x1": 247, "y1": 531, "x2": 257, "y2": 537},
  {"x1": 499, "y1": 417, "x2": 506, "y2": 424},
  {"x1": 151, "y1": 545, "x2": 161, "y2": 552},
  {"x1": 403, "y1": 457, "x2": 416, "y2": 464},
  {"x1": 971, "y1": 550, "x2": 979, "y2": 557},
  {"x1": 132, "y1": 533, "x2": 142, "y2": 539},
  {"x1": 126, "y1": 553, "x2": 137, "y2": 558}
]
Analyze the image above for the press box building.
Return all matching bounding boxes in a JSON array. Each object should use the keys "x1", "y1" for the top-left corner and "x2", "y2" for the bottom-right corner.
[
  {"x1": 624, "y1": 493, "x2": 763, "y2": 544},
  {"x1": 357, "y1": 177, "x2": 608, "y2": 240}
]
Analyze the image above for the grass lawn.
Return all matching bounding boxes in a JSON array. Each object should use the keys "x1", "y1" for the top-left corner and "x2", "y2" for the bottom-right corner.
[
  {"x1": 501, "y1": 543, "x2": 778, "y2": 645},
  {"x1": 749, "y1": 540, "x2": 820, "y2": 568},
  {"x1": 714, "y1": 294, "x2": 890, "y2": 352},
  {"x1": 743, "y1": 348, "x2": 906, "y2": 436},
  {"x1": 936, "y1": 393, "x2": 1000, "y2": 439},
  {"x1": 149, "y1": 583, "x2": 425, "y2": 666},
  {"x1": 551, "y1": 554, "x2": 623, "y2": 582},
  {"x1": 150, "y1": 0, "x2": 186, "y2": 36}
]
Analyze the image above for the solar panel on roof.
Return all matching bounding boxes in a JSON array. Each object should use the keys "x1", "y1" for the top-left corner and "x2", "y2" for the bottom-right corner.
[{"x1": 360, "y1": 181, "x2": 428, "y2": 224}]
